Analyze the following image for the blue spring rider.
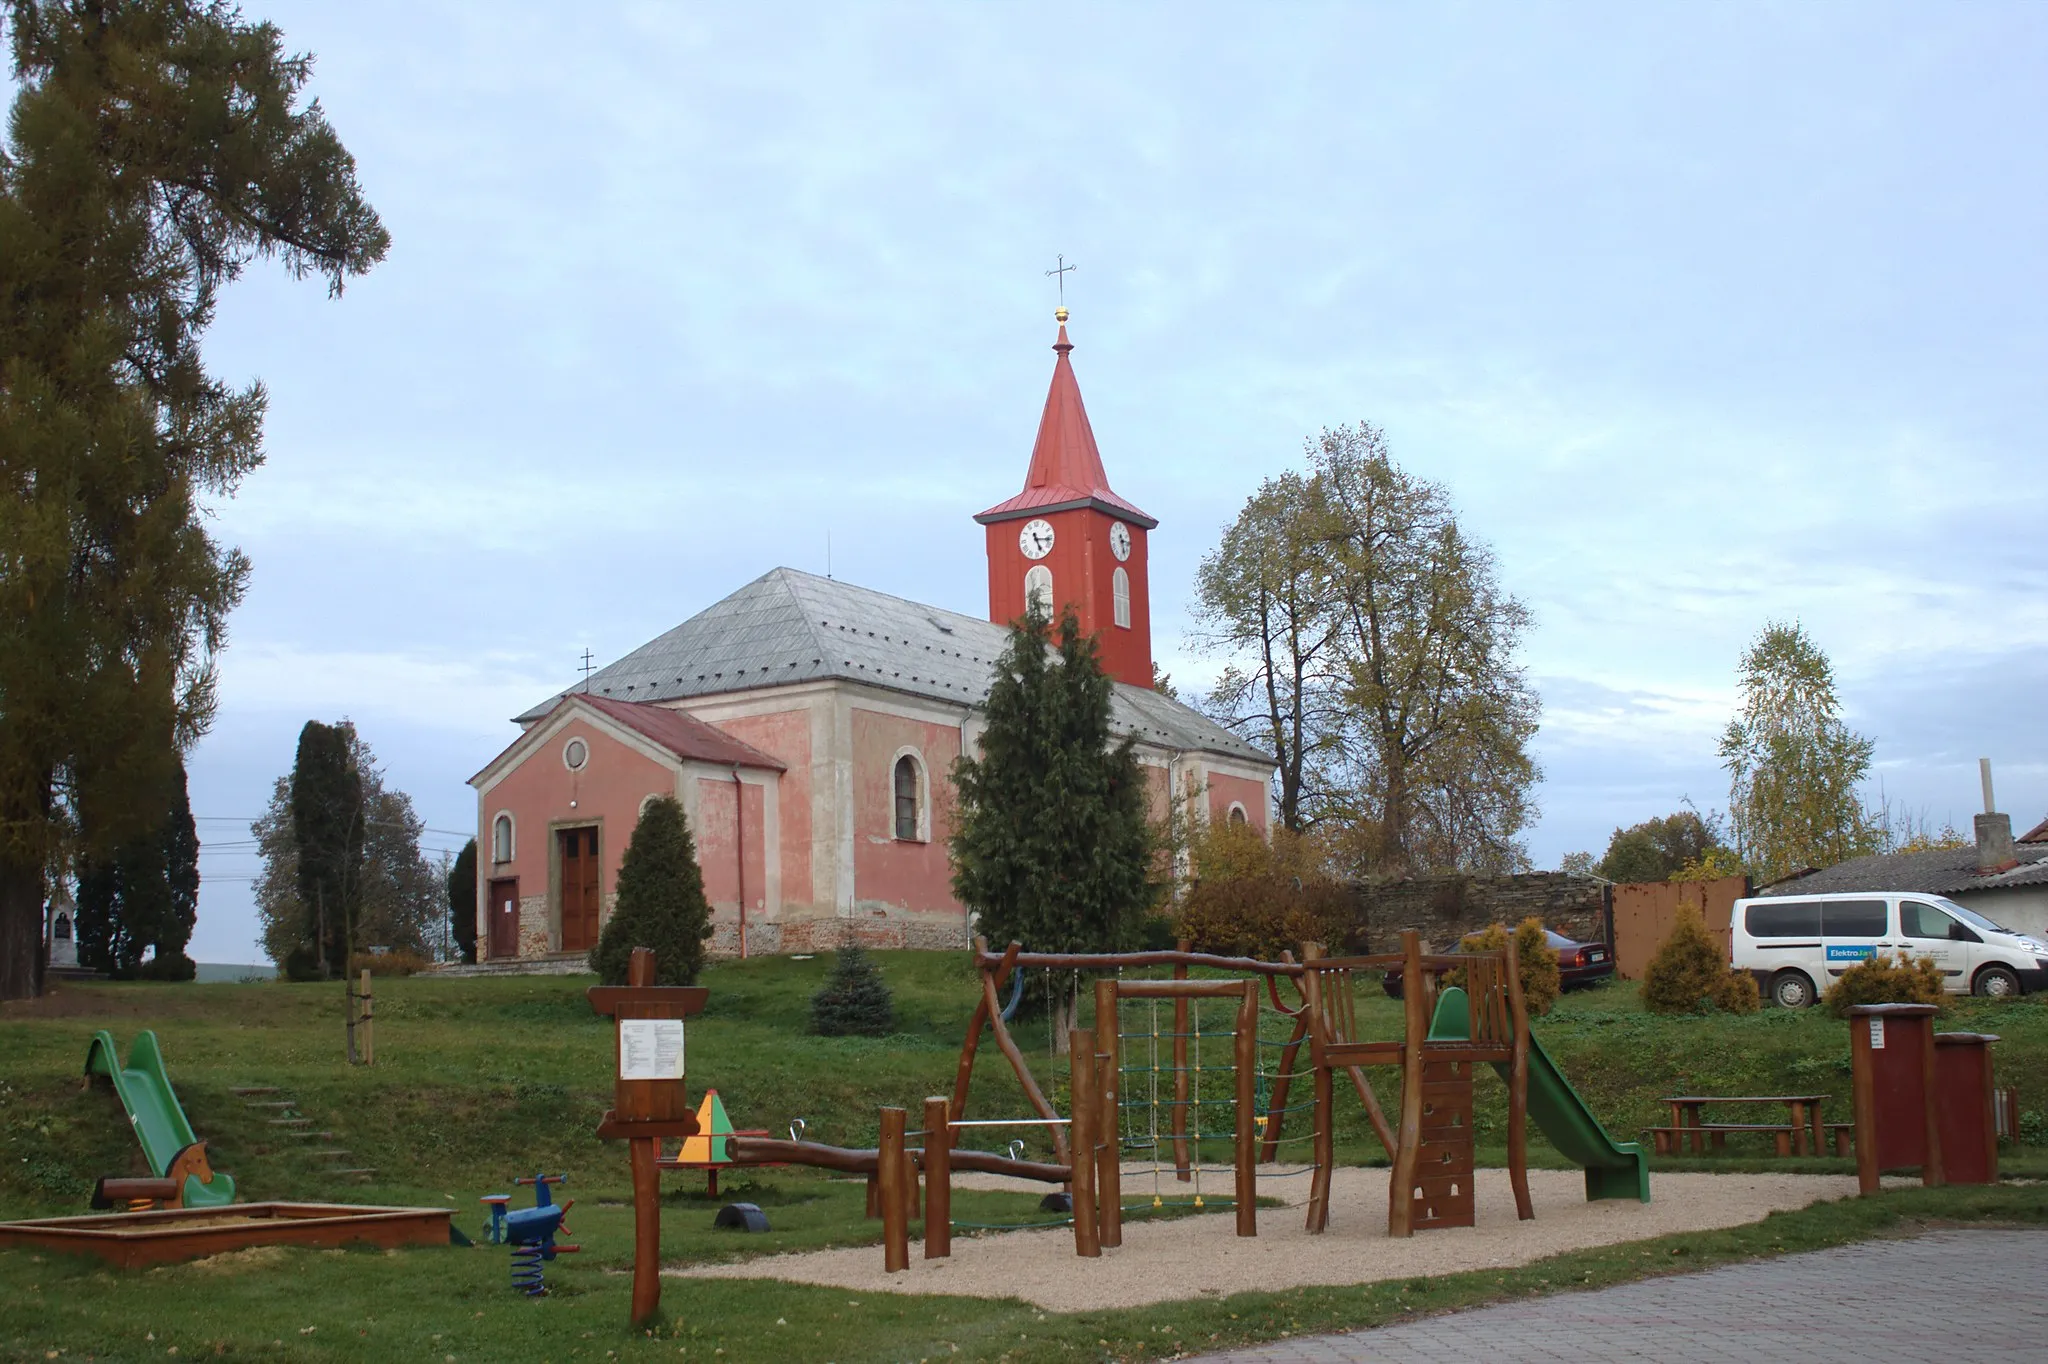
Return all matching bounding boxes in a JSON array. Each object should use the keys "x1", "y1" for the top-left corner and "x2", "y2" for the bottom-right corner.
[{"x1": 481, "y1": 1174, "x2": 579, "y2": 1295}]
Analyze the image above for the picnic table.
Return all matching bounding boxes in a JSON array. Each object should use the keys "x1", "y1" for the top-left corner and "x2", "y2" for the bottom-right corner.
[{"x1": 1648, "y1": 1094, "x2": 1846, "y2": 1157}]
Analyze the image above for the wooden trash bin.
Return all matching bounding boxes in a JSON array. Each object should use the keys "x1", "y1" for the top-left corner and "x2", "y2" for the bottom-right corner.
[
  {"x1": 1933, "y1": 1032, "x2": 2000, "y2": 1185},
  {"x1": 1848, "y1": 1003, "x2": 1942, "y2": 1195}
]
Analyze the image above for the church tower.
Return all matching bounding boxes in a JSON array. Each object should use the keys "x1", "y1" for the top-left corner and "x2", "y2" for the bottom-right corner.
[{"x1": 975, "y1": 309, "x2": 1156, "y2": 687}]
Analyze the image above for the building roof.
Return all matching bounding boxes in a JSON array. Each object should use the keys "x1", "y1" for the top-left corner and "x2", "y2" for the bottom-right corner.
[
  {"x1": 974, "y1": 319, "x2": 1157, "y2": 529},
  {"x1": 516, "y1": 567, "x2": 1269, "y2": 765},
  {"x1": 574, "y1": 694, "x2": 785, "y2": 771},
  {"x1": 1756, "y1": 842, "x2": 2048, "y2": 898},
  {"x1": 2020, "y1": 816, "x2": 2048, "y2": 844}
]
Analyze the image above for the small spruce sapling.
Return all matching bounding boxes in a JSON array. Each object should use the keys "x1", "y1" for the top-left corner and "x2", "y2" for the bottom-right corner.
[{"x1": 811, "y1": 940, "x2": 895, "y2": 1037}]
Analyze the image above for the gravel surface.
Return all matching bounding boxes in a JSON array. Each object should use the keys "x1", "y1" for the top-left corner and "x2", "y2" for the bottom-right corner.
[{"x1": 674, "y1": 1167, "x2": 1866, "y2": 1312}]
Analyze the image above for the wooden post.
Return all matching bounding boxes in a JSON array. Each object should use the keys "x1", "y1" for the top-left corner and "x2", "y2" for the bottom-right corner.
[
  {"x1": 1068, "y1": 1033, "x2": 1100, "y2": 1257},
  {"x1": 1499, "y1": 933, "x2": 1532, "y2": 1222},
  {"x1": 357, "y1": 970, "x2": 374, "y2": 1067},
  {"x1": 1389, "y1": 930, "x2": 1427, "y2": 1237},
  {"x1": 587, "y1": 947, "x2": 710, "y2": 1326},
  {"x1": 1233, "y1": 979, "x2": 1258, "y2": 1237},
  {"x1": 922, "y1": 1096, "x2": 952, "y2": 1260},
  {"x1": 1302, "y1": 945, "x2": 1333, "y2": 1234},
  {"x1": 1093, "y1": 978, "x2": 1122, "y2": 1248},
  {"x1": 878, "y1": 1107, "x2": 909, "y2": 1272}
]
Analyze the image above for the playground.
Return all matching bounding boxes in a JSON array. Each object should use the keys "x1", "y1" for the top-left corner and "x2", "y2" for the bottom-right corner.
[{"x1": 2, "y1": 948, "x2": 2046, "y2": 1362}]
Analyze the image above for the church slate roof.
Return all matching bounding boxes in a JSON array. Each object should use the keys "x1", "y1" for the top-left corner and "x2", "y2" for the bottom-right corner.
[{"x1": 516, "y1": 567, "x2": 1269, "y2": 765}]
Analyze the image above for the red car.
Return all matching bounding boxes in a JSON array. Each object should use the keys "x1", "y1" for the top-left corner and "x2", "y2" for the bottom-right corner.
[{"x1": 1381, "y1": 930, "x2": 1615, "y2": 998}]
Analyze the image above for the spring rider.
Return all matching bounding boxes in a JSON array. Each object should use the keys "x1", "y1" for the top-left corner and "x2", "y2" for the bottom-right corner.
[{"x1": 496, "y1": 1173, "x2": 579, "y2": 1295}]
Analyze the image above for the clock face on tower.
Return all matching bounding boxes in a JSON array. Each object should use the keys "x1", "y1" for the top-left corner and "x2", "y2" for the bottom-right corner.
[
  {"x1": 1018, "y1": 519, "x2": 1055, "y2": 560},
  {"x1": 1109, "y1": 521, "x2": 1132, "y2": 561}
]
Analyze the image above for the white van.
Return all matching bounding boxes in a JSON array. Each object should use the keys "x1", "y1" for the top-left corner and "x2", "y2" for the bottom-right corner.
[{"x1": 1731, "y1": 892, "x2": 2048, "y2": 1008}]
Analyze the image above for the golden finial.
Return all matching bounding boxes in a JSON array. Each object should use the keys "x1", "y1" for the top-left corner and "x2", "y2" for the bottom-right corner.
[{"x1": 1054, "y1": 306, "x2": 1069, "y2": 323}]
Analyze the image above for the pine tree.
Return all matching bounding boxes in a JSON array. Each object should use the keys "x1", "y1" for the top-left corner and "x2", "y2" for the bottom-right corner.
[
  {"x1": 0, "y1": 1, "x2": 387, "y2": 999},
  {"x1": 590, "y1": 796, "x2": 712, "y2": 987},
  {"x1": 448, "y1": 838, "x2": 478, "y2": 965},
  {"x1": 950, "y1": 605, "x2": 1155, "y2": 958},
  {"x1": 810, "y1": 941, "x2": 895, "y2": 1037}
]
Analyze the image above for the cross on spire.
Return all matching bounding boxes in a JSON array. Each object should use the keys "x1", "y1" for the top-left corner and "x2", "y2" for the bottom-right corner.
[
  {"x1": 579, "y1": 648, "x2": 596, "y2": 691},
  {"x1": 1044, "y1": 253, "x2": 1077, "y2": 309}
]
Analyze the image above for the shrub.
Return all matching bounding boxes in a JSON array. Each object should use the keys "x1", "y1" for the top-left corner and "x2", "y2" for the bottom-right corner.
[
  {"x1": 1173, "y1": 824, "x2": 1353, "y2": 960},
  {"x1": 811, "y1": 943, "x2": 895, "y2": 1036},
  {"x1": 347, "y1": 947, "x2": 433, "y2": 977},
  {"x1": 590, "y1": 796, "x2": 713, "y2": 986},
  {"x1": 1452, "y1": 918, "x2": 1561, "y2": 1017},
  {"x1": 1823, "y1": 950, "x2": 1946, "y2": 1017},
  {"x1": 1641, "y1": 906, "x2": 1758, "y2": 1014}
]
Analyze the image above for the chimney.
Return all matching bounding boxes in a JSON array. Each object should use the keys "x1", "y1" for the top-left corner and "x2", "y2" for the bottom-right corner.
[{"x1": 1975, "y1": 757, "x2": 2017, "y2": 873}]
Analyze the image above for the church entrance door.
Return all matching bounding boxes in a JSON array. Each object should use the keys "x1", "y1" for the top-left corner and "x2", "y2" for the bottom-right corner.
[
  {"x1": 559, "y1": 827, "x2": 601, "y2": 952},
  {"x1": 488, "y1": 878, "x2": 519, "y2": 959}
]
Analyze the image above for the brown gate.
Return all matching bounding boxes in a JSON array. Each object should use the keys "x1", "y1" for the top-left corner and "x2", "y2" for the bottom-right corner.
[
  {"x1": 488, "y1": 878, "x2": 519, "y2": 960},
  {"x1": 1611, "y1": 875, "x2": 1749, "y2": 979},
  {"x1": 559, "y1": 827, "x2": 601, "y2": 952}
]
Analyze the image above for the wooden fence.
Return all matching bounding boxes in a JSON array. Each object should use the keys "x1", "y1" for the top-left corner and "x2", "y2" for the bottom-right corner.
[{"x1": 1610, "y1": 875, "x2": 1750, "y2": 979}]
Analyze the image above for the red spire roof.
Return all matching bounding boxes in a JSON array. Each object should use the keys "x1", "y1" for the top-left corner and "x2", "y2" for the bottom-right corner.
[{"x1": 975, "y1": 316, "x2": 1157, "y2": 528}]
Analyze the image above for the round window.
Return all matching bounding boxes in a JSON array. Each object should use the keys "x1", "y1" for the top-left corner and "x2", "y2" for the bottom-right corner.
[{"x1": 563, "y1": 737, "x2": 589, "y2": 771}]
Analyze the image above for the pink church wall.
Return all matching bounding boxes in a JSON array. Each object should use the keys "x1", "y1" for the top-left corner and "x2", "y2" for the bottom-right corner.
[
  {"x1": 694, "y1": 776, "x2": 768, "y2": 915},
  {"x1": 480, "y1": 718, "x2": 678, "y2": 950},
  {"x1": 851, "y1": 707, "x2": 962, "y2": 912},
  {"x1": 1207, "y1": 771, "x2": 1270, "y2": 835},
  {"x1": 706, "y1": 708, "x2": 813, "y2": 912}
]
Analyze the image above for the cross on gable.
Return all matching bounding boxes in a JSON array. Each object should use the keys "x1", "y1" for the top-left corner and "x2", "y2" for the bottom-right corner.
[{"x1": 588, "y1": 947, "x2": 709, "y2": 1140}]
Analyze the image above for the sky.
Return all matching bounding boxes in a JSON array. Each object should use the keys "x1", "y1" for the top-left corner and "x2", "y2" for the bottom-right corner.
[{"x1": 90, "y1": 1, "x2": 2047, "y2": 962}]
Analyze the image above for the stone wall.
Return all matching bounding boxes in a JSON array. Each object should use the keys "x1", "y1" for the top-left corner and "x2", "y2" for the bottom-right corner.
[
  {"x1": 1346, "y1": 871, "x2": 1610, "y2": 951},
  {"x1": 705, "y1": 908, "x2": 970, "y2": 957}
]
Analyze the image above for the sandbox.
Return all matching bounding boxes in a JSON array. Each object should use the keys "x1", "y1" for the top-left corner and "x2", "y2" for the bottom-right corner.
[
  {"x1": 0, "y1": 1202, "x2": 454, "y2": 1269},
  {"x1": 677, "y1": 1167, "x2": 1869, "y2": 1312}
]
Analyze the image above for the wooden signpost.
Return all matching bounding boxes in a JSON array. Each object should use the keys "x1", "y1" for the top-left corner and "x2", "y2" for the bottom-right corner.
[{"x1": 588, "y1": 947, "x2": 708, "y2": 1325}]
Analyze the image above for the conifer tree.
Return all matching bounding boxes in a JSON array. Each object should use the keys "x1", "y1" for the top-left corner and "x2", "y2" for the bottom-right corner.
[
  {"x1": 590, "y1": 796, "x2": 712, "y2": 986},
  {"x1": 951, "y1": 605, "x2": 1155, "y2": 959},
  {"x1": 291, "y1": 721, "x2": 362, "y2": 980},
  {"x1": 0, "y1": 1, "x2": 388, "y2": 999},
  {"x1": 447, "y1": 838, "x2": 478, "y2": 964},
  {"x1": 810, "y1": 940, "x2": 894, "y2": 1037},
  {"x1": 73, "y1": 751, "x2": 197, "y2": 979}
]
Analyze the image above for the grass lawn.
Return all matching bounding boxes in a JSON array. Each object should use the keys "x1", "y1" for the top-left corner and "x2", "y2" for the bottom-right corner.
[{"x1": 4, "y1": 952, "x2": 2048, "y2": 1361}]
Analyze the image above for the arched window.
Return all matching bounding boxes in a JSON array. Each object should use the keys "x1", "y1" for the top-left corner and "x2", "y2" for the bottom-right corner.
[
  {"x1": 1112, "y1": 566, "x2": 1131, "y2": 629},
  {"x1": 52, "y1": 912, "x2": 71, "y2": 942},
  {"x1": 1024, "y1": 564, "x2": 1053, "y2": 618},
  {"x1": 894, "y1": 755, "x2": 921, "y2": 841},
  {"x1": 1228, "y1": 803, "x2": 1249, "y2": 827},
  {"x1": 492, "y1": 812, "x2": 515, "y2": 863}
]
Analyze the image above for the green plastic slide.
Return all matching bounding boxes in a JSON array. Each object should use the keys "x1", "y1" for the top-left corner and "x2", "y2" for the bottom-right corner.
[
  {"x1": 82, "y1": 1030, "x2": 236, "y2": 1207},
  {"x1": 1427, "y1": 988, "x2": 1650, "y2": 1203}
]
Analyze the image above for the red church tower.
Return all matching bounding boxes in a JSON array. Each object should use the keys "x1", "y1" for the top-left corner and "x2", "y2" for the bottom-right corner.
[{"x1": 975, "y1": 309, "x2": 1157, "y2": 688}]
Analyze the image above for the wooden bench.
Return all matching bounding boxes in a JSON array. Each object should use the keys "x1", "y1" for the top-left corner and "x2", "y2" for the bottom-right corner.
[
  {"x1": 1644, "y1": 1122, "x2": 1799, "y2": 1156},
  {"x1": 1644, "y1": 1121, "x2": 1857, "y2": 1158}
]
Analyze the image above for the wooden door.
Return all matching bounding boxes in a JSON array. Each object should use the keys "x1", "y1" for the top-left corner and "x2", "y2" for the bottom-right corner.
[
  {"x1": 488, "y1": 878, "x2": 519, "y2": 959},
  {"x1": 559, "y1": 827, "x2": 601, "y2": 952}
]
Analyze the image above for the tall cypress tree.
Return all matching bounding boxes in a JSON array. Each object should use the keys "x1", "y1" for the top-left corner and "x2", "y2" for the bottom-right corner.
[
  {"x1": 590, "y1": 796, "x2": 713, "y2": 986},
  {"x1": 290, "y1": 721, "x2": 362, "y2": 980},
  {"x1": 0, "y1": 2, "x2": 387, "y2": 1000},
  {"x1": 447, "y1": 837, "x2": 478, "y2": 964},
  {"x1": 74, "y1": 749, "x2": 197, "y2": 979},
  {"x1": 950, "y1": 605, "x2": 1155, "y2": 961}
]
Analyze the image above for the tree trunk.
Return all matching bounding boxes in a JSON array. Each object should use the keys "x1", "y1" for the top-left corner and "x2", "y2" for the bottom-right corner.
[{"x1": 0, "y1": 848, "x2": 48, "y2": 1002}]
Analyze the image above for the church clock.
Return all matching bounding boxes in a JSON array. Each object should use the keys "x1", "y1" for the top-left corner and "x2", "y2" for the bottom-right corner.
[
  {"x1": 1018, "y1": 519, "x2": 1055, "y2": 560},
  {"x1": 1109, "y1": 521, "x2": 1131, "y2": 561}
]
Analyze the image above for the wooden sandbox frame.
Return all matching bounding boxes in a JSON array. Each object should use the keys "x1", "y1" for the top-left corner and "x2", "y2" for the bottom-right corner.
[{"x1": 0, "y1": 1201, "x2": 453, "y2": 1269}]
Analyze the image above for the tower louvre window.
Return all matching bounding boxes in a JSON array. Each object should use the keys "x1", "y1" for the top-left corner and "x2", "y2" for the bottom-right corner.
[
  {"x1": 1112, "y1": 566, "x2": 1131, "y2": 629},
  {"x1": 1024, "y1": 564, "x2": 1053, "y2": 617}
]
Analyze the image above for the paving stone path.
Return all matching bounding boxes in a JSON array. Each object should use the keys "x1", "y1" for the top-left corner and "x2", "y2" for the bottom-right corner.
[{"x1": 1191, "y1": 1229, "x2": 2045, "y2": 1363}]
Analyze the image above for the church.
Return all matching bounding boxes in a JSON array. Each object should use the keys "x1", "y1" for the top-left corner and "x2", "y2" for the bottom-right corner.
[{"x1": 467, "y1": 311, "x2": 1275, "y2": 962}]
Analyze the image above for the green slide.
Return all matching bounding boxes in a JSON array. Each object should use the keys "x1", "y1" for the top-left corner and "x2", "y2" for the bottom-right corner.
[
  {"x1": 83, "y1": 1030, "x2": 237, "y2": 1208},
  {"x1": 1428, "y1": 988, "x2": 1650, "y2": 1203}
]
